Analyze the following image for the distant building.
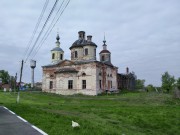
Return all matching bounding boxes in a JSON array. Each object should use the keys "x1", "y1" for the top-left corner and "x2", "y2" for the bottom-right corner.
[
  {"x1": 1, "y1": 84, "x2": 10, "y2": 90},
  {"x1": 35, "y1": 82, "x2": 42, "y2": 89},
  {"x1": 42, "y1": 31, "x2": 118, "y2": 95},
  {"x1": 117, "y1": 67, "x2": 136, "y2": 90}
]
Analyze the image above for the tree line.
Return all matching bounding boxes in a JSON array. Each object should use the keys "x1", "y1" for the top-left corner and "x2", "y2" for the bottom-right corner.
[
  {"x1": 136, "y1": 71, "x2": 180, "y2": 93},
  {"x1": 1, "y1": 69, "x2": 180, "y2": 94},
  {"x1": 0, "y1": 70, "x2": 17, "y2": 89}
]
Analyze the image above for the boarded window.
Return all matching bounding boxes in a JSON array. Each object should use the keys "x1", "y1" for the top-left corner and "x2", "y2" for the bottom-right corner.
[
  {"x1": 49, "y1": 81, "x2": 53, "y2": 89},
  {"x1": 82, "y1": 80, "x2": 86, "y2": 89},
  {"x1": 68, "y1": 80, "x2": 73, "y2": 89}
]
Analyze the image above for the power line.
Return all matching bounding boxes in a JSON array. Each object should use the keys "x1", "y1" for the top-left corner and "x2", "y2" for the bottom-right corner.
[
  {"x1": 18, "y1": 0, "x2": 49, "y2": 81},
  {"x1": 25, "y1": 0, "x2": 59, "y2": 63},
  {"x1": 32, "y1": 0, "x2": 66, "y2": 58},
  {"x1": 22, "y1": 0, "x2": 70, "y2": 80},
  {"x1": 22, "y1": 0, "x2": 49, "y2": 59},
  {"x1": 32, "y1": 0, "x2": 71, "y2": 58}
]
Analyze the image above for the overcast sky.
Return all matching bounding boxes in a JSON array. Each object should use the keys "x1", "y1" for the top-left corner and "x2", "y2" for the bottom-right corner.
[{"x1": 0, "y1": 0, "x2": 180, "y2": 86}]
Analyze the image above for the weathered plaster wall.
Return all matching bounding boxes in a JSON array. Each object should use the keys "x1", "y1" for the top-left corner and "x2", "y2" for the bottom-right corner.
[
  {"x1": 42, "y1": 61, "x2": 118, "y2": 95},
  {"x1": 83, "y1": 46, "x2": 96, "y2": 61}
]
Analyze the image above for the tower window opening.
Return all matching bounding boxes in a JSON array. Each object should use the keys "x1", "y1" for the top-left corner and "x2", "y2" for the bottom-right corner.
[
  {"x1": 102, "y1": 55, "x2": 105, "y2": 61},
  {"x1": 85, "y1": 48, "x2": 88, "y2": 55},
  {"x1": 75, "y1": 51, "x2": 78, "y2": 58},
  {"x1": 60, "y1": 54, "x2": 63, "y2": 60},
  {"x1": 52, "y1": 53, "x2": 55, "y2": 59}
]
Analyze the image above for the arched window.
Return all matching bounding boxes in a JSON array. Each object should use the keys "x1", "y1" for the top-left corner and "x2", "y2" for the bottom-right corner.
[{"x1": 82, "y1": 72, "x2": 86, "y2": 76}]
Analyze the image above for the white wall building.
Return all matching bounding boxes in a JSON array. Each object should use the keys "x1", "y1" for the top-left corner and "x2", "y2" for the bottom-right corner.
[{"x1": 42, "y1": 31, "x2": 118, "y2": 95}]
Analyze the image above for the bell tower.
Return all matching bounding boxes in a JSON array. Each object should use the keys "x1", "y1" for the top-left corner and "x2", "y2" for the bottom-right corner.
[
  {"x1": 51, "y1": 33, "x2": 64, "y2": 63},
  {"x1": 99, "y1": 35, "x2": 111, "y2": 63}
]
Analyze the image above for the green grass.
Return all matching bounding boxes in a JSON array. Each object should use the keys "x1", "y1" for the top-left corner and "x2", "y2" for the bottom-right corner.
[{"x1": 0, "y1": 91, "x2": 179, "y2": 135}]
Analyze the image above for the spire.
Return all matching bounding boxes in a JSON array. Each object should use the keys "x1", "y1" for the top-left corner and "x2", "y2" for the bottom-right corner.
[
  {"x1": 103, "y1": 32, "x2": 106, "y2": 44},
  {"x1": 56, "y1": 31, "x2": 60, "y2": 47},
  {"x1": 103, "y1": 32, "x2": 107, "y2": 50},
  {"x1": 56, "y1": 33, "x2": 60, "y2": 41}
]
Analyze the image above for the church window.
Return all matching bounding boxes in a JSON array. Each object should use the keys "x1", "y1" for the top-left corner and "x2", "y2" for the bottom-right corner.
[
  {"x1": 82, "y1": 73, "x2": 86, "y2": 76},
  {"x1": 94, "y1": 49, "x2": 96, "y2": 56},
  {"x1": 111, "y1": 81, "x2": 112, "y2": 88},
  {"x1": 99, "y1": 80, "x2": 101, "y2": 89},
  {"x1": 52, "y1": 53, "x2": 55, "y2": 59},
  {"x1": 75, "y1": 51, "x2": 78, "y2": 58},
  {"x1": 102, "y1": 55, "x2": 105, "y2": 61},
  {"x1": 49, "y1": 81, "x2": 53, "y2": 89},
  {"x1": 82, "y1": 80, "x2": 86, "y2": 89},
  {"x1": 85, "y1": 48, "x2": 88, "y2": 55},
  {"x1": 99, "y1": 72, "x2": 101, "y2": 76},
  {"x1": 60, "y1": 54, "x2": 63, "y2": 60},
  {"x1": 68, "y1": 80, "x2": 73, "y2": 89}
]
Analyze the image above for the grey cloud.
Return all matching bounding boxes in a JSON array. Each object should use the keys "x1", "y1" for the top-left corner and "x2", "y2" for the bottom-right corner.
[{"x1": 0, "y1": 0, "x2": 180, "y2": 86}]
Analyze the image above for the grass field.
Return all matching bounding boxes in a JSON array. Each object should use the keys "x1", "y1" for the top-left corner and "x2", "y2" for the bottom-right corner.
[{"x1": 0, "y1": 91, "x2": 179, "y2": 135}]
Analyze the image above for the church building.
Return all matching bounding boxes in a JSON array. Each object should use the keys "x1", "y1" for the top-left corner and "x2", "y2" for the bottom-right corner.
[{"x1": 42, "y1": 31, "x2": 118, "y2": 95}]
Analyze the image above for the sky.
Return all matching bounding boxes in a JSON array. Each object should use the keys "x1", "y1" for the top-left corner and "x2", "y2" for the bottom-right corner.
[{"x1": 0, "y1": 0, "x2": 180, "y2": 86}]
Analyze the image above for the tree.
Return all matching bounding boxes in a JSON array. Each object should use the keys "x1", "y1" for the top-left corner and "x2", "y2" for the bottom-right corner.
[
  {"x1": 9, "y1": 76, "x2": 16, "y2": 89},
  {"x1": 176, "y1": 78, "x2": 180, "y2": 90},
  {"x1": 135, "y1": 79, "x2": 145, "y2": 90},
  {"x1": 0, "y1": 70, "x2": 10, "y2": 84},
  {"x1": 161, "y1": 72, "x2": 175, "y2": 93},
  {"x1": 146, "y1": 84, "x2": 155, "y2": 92}
]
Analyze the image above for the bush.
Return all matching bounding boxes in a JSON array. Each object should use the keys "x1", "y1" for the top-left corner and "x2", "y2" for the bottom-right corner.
[{"x1": 173, "y1": 88, "x2": 180, "y2": 99}]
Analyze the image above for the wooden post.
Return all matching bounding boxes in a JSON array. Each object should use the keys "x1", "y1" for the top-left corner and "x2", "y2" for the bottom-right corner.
[{"x1": 17, "y1": 60, "x2": 23, "y2": 103}]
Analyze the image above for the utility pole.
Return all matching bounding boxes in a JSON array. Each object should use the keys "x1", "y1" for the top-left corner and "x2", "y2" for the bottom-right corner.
[
  {"x1": 19, "y1": 60, "x2": 24, "y2": 90},
  {"x1": 17, "y1": 60, "x2": 23, "y2": 103}
]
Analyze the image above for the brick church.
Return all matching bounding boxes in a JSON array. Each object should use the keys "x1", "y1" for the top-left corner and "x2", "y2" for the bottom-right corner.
[{"x1": 42, "y1": 31, "x2": 119, "y2": 95}]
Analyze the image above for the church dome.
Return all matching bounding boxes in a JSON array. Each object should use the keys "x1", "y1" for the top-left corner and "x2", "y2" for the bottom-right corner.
[
  {"x1": 69, "y1": 39, "x2": 97, "y2": 49},
  {"x1": 69, "y1": 31, "x2": 97, "y2": 50},
  {"x1": 51, "y1": 47, "x2": 64, "y2": 52},
  {"x1": 99, "y1": 49, "x2": 110, "y2": 54}
]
